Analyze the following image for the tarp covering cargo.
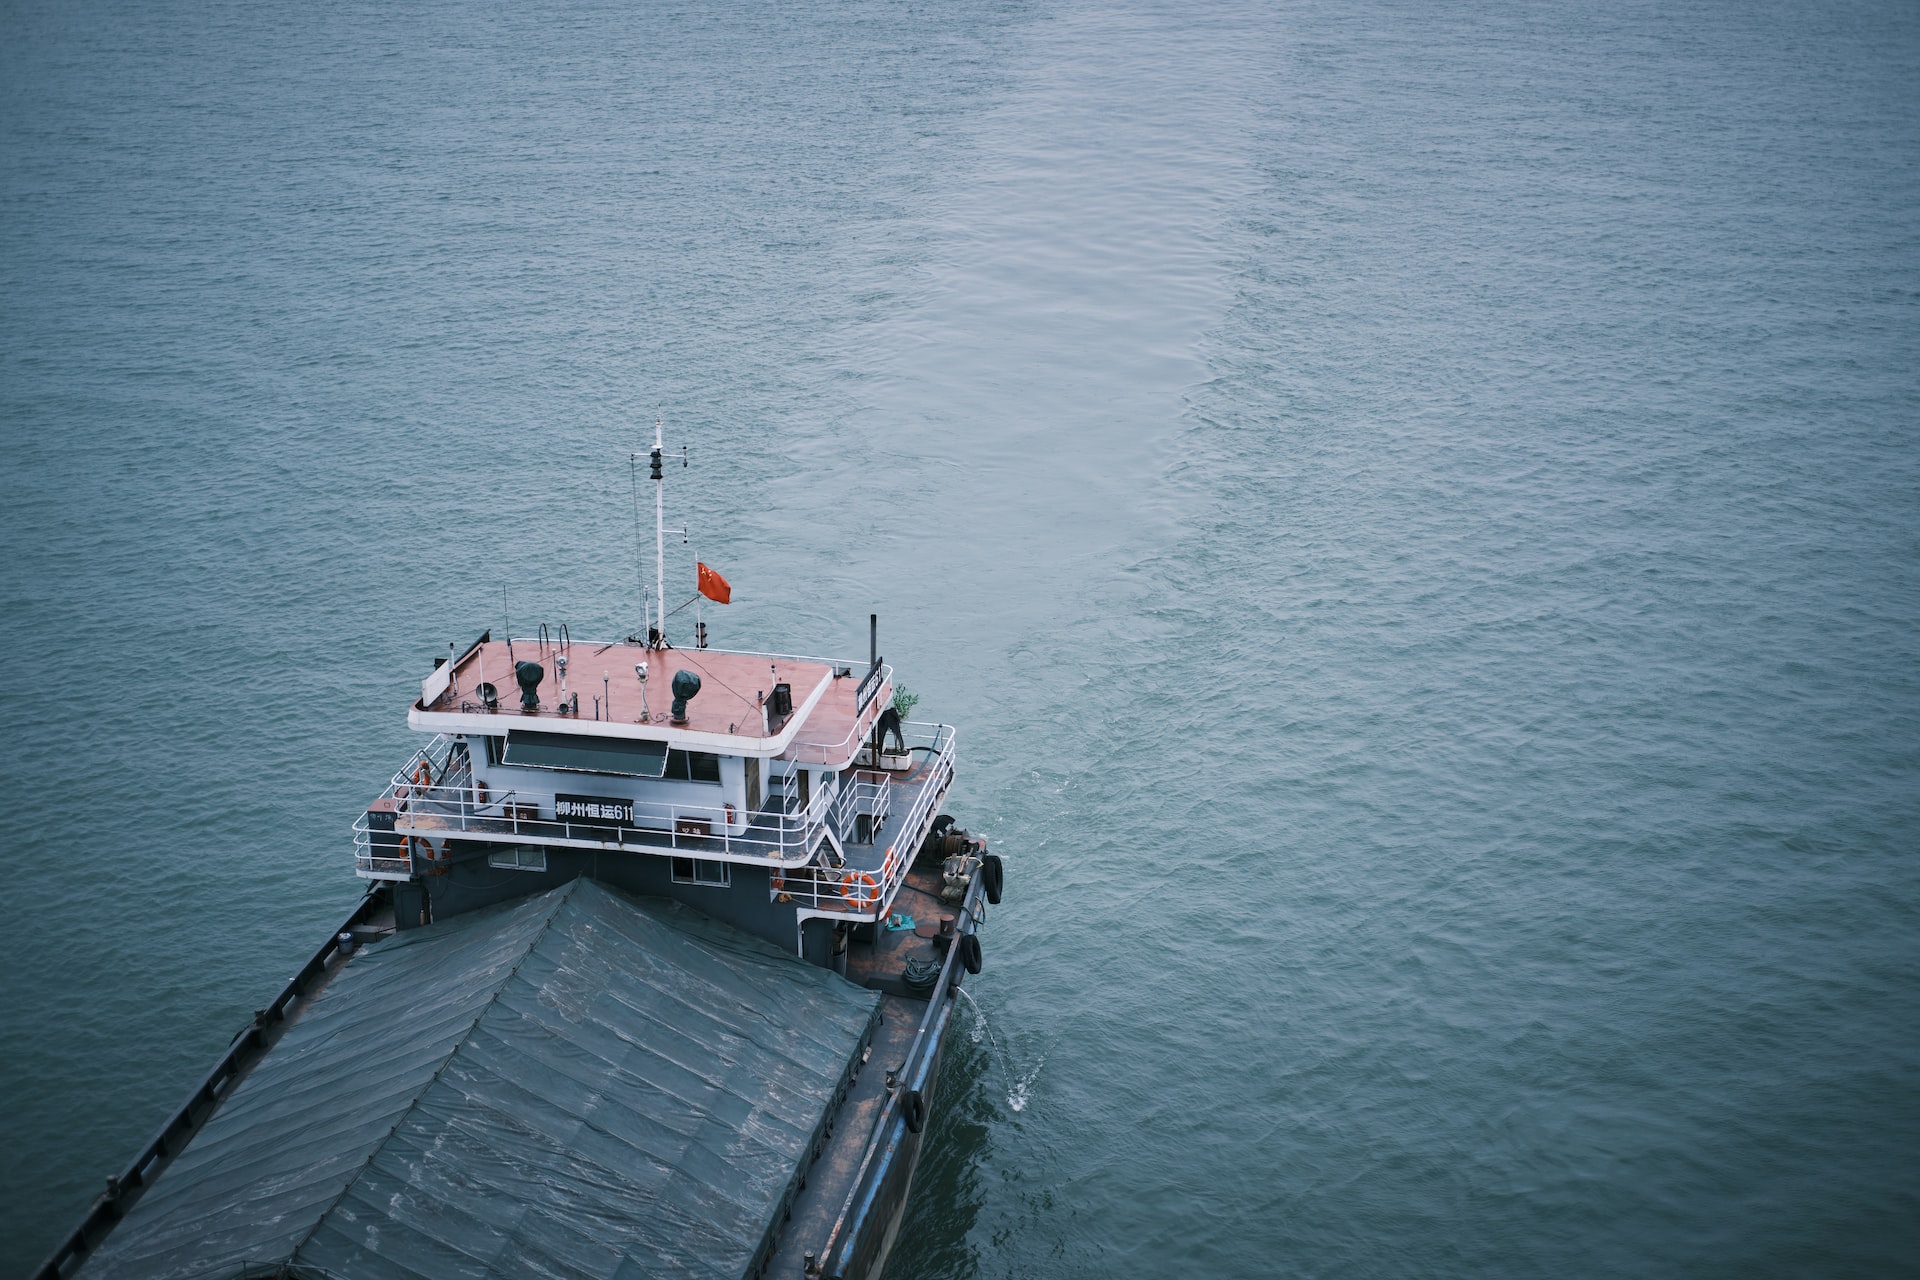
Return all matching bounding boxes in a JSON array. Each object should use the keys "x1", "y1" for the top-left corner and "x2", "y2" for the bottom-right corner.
[{"x1": 77, "y1": 878, "x2": 881, "y2": 1280}]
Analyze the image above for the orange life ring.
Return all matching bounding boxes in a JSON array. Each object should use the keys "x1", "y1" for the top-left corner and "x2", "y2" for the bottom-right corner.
[
  {"x1": 840, "y1": 871, "x2": 881, "y2": 909},
  {"x1": 398, "y1": 834, "x2": 450, "y2": 875},
  {"x1": 412, "y1": 760, "x2": 432, "y2": 792}
]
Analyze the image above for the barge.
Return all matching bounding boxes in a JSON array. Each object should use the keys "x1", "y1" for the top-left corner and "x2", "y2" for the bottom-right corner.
[{"x1": 37, "y1": 430, "x2": 1002, "y2": 1280}]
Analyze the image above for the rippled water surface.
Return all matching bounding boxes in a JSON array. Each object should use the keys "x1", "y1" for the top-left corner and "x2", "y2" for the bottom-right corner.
[{"x1": 4, "y1": 0, "x2": 1917, "y2": 1275}]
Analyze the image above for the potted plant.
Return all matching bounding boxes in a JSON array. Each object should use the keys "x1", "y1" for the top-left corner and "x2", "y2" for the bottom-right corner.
[{"x1": 860, "y1": 684, "x2": 919, "y2": 769}]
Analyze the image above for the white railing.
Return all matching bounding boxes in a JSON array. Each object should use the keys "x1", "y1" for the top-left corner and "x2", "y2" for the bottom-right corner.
[
  {"x1": 356, "y1": 789, "x2": 825, "y2": 865},
  {"x1": 355, "y1": 840, "x2": 414, "y2": 880},
  {"x1": 783, "y1": 664, "x2": 895, "y2": 766},
  {"x1": 772, "y1": 722, "x2": 956, "y2": 917},
  {"x1": 352, "y1": 736, "x2": 835, "y2": 879},
  {"x1": 353, "y1": 737, "x2": 468, "y2": 879},
  {"x1": 352, "y1": 721, "x2": 953, "y2": 888},
  {"x1": 827, "y1": 768, "x2": 892, "y2": 839}
]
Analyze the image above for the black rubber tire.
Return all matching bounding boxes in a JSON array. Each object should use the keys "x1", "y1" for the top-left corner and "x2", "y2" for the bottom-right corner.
[
  {"x1": 900, "y1": 1087, "x2": 926, "y2": 1134},
  {"x1": 958, "y1": 932, "x2": 982, "y2": 975},
  {"x1": 981, "y1": 853, "x2": 1004, "y2": 905}
]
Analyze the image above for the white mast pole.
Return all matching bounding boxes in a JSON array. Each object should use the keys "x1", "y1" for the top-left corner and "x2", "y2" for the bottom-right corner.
[{"x1": 653, "y1": 413, "x2": 666, "y2": 647}]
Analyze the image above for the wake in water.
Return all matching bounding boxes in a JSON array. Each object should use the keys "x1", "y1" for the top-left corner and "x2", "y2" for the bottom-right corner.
[{"x1": 956, "y1": 986, "x2": 1042, "y2": 1113}]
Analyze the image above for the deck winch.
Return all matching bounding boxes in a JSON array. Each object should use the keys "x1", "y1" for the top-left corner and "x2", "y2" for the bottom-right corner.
[{"x1": 937, "y1": 827, "x2": 986, "y2": 904}]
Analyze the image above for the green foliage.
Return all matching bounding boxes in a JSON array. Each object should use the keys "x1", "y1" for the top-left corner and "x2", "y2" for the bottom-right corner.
[{"x1": 891, "y1": 684, "x2": 920, "y2": 719}]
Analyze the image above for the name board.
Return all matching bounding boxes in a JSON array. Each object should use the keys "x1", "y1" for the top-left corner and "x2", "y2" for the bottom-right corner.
[
  {"x1": 555, "y1": 793, "x2": 635, "y2": 828},
  {"x1": 856, "y1": 662, "x2": 885, "y2": 716}
]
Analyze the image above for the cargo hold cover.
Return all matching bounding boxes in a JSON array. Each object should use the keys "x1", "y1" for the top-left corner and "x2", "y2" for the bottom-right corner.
[{"x1": 78, "y1": 879, "x2": 882, "y2": 1280}]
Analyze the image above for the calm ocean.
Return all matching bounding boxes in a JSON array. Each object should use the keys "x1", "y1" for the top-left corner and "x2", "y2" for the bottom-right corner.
[{"x1": 3, "y1": 0, "x2": 1916, "y2": 1274}]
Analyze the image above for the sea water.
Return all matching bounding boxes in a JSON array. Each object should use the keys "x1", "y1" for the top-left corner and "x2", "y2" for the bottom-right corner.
[{"x1": 3, "y1": 0, "x2": 1916, "y2": 1274}]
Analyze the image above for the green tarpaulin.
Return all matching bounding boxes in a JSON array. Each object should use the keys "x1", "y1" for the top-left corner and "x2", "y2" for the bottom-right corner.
[{"x1": 78, "y1": 879, "x2": 880, "y2": 1280}]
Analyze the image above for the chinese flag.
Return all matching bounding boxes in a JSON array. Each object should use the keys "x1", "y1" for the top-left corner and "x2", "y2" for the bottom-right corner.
[{"x1": 697, "y1": 562, "x2": 732, "y2": 604}]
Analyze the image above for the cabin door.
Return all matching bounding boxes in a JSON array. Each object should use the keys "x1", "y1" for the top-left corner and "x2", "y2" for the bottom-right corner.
[{"x1": 746, "y1": 757, "x2": 762, "y2": 813}]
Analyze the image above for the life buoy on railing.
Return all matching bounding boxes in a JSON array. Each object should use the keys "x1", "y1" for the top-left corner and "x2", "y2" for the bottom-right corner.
[
  {"x1": 413, "y1": 760, "x2": 433, "y2": 792},
  {"x1": 840, "y1": 871, "x2": 881, "y2": 909}
]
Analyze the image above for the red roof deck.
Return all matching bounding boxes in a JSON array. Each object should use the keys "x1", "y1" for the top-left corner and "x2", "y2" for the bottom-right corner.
[{"x1": 417, "y1": 638, "x2": 890, "y2": 762}]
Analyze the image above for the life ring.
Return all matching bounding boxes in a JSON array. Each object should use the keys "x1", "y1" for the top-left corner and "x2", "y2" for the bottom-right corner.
[
  {"x1": 840, "y1": 871, "x2": 881, "y2": 909},
  {"x1": 411, "y1": 760, "x2": 432, "y2": 795}
]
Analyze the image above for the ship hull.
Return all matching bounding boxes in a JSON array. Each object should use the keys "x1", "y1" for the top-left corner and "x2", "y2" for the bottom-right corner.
[{"x1": 815, "y1": 869, "x2": 986, "y2": 1280}]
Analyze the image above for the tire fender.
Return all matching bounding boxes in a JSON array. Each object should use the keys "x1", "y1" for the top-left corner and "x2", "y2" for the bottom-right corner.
[
  {"x1": 958, "y1": 932, "x2": 982, "y2": 975},
  {"x1": 981, "y1": 853, "x2": 1004, "y2": 905}
]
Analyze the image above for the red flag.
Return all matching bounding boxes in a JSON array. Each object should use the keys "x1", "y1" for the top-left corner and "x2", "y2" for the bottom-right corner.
[{"x1": 697, "y1": 562, "x2": 732, "y2": 604}]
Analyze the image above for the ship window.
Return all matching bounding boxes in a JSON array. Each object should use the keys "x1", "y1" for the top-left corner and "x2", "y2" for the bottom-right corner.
[
  {"x1": 488, "y1": 847, "x2": 548, "y2": 873},
  {"x1": 670, "y1": 857, "x2": 730, "y2": 887},
  {"x1": 502, "y1": 730, "x2": 668, "y2": 777},
  {"x1": 664, "y1": 749, "x2": 722, "y2": 783}
]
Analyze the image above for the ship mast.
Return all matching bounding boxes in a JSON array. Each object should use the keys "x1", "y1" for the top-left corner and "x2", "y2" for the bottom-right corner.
[{"x1": 651, "y1": 414, "x2": 666, "y2": 647}]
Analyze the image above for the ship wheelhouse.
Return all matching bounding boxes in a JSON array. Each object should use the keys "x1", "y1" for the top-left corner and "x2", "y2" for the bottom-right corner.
[{"x1": 355, "y1": 629, "x2": 957, "y2": 964}]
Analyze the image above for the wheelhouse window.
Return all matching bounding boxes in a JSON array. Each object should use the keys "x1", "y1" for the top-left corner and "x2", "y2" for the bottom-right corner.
[
  {"x1": 670, "y1": 857, "x2": 730, "y2": 887},
  {"x1": 488, "y1": 847, "x2": 548, "y2": 873},
  {"x1": 502, "y1": 730, "x2": 669, "y2": 777},
  {"x1": 663, "y1": 749, "x2": 722, "y2": 783}
]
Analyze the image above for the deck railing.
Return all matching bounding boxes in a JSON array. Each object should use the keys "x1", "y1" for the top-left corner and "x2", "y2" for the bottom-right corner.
[
  {"x1": 773, "y1": 722, "x2": 956, "y2": 918},
  {"x1": 352, "y1": 736, "x2": 838, "y2": 879},
  {"x1": 782, "y1": 662, "x2": 895, "y2": 765},
  {"x1": 353, "y1": 721, "x2": 953, "y2": 886}
]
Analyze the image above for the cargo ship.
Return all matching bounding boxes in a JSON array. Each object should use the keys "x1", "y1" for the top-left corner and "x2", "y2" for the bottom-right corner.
[{"x1": 37, "y1": 427, "x2": 1003, "y2": 1280}]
